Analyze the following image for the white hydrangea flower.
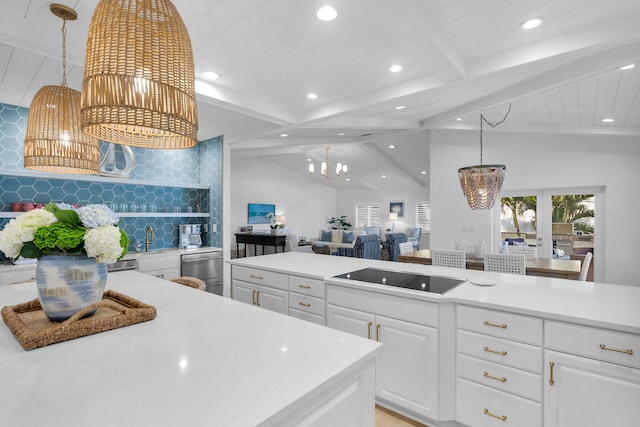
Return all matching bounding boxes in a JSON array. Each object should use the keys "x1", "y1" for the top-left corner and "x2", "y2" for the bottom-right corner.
[
  {"x1": 83, "y1": 226, "x2": 123, "y2": 264},
  {"x1": 77, "y1": 204, "x2": 119, "y2": 228},
  {"x1": 0, "y1": 208, "x2": 57, "y2": 258}
]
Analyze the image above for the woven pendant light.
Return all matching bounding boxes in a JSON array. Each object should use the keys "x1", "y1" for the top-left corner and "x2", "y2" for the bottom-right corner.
[
  {"x1": 24, "y1": 4, "x2": 100, "y2": 174},
  {"x1": 81, "y1": 0, "x2": 198, "y2": 149}
]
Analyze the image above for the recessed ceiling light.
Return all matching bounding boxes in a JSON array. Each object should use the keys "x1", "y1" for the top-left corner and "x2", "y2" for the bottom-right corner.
[
  {"x1": 395, "y1": 105, "x2": 406, "y2": 110},
  {"x1": 345, "y1": 178, "x2": 351, "y2": 182},
  {"x1": 316, "y1": 6, "x2": 337, "y2": 21},
  {"x1": 620, "y1": 64, "x2": 635, "y2": 70},
  {"x1": 421, "y1": 171, "x2": 427, "y2": 175},
  {"x1": 307, "y1": 93, "x2": 318, "y2": 99},
  {"x1": 389, "y1": 145, "x2": 395, "y2": 149},
  {"x1": 338, "y1": 132, "x2": 345, "y2": 136},
  {"x1": 602, "y1": 118, "x2": 615, "y2": 123},
  {"x1": 381, "y1": 175, "x2": 387, "y2": 178},
  {"x1": 456, "y1": 117, "x2": 462, "y2": 121},
  {"x1": 200, "y1": 70, "x2": 220, "y2": 80},
  {"x1": 307, "y1": 158, "x2": 312, "y2": 162},
  {"x1": 280, "y1": 133, "x2": 288, "y2": 137},
  {"x1": 389, "y1": 65, "x2": 402, "y2": 73},
  {"x1": 521, "y1": 17, "x2": 543, "y2": 30}
]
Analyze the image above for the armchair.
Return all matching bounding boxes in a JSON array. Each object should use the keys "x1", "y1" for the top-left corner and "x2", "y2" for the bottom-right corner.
[
  {"x1": 405, "y1": 227, "x2": 422, "y2": 250},
  {"x1": 385, "y1": 232, "x2": 407, "y2": 262},
  {"x1": 334, "y1": 234, "x2": 381, "y2": 260}
]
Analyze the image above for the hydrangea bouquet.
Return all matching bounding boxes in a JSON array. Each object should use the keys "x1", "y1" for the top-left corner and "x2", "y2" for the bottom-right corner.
[{"x1": 0, "y1": 203, "x2": 129, "y2": 265}]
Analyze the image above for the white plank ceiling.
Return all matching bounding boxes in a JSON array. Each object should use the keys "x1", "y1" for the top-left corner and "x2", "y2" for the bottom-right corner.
[{"x1": 1, "y1": 0, "x2": 639, "y2": 190}]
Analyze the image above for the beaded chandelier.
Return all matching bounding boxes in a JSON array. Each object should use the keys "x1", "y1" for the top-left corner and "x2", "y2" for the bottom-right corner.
[{"x1": 458, "y1": 104, "x2": 511, "y2": 210}]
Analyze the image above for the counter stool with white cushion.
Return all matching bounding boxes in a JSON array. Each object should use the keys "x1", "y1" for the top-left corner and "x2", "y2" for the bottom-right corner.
[
  {"x1": 170, "y1": 276, "x2": 206, "y2": 291},
  {"x1": 484, "y1": 253, "x2": 526, "y2": 275},
  {"x1": 507, "y1": 245, "x2": 537, "y2": 260},
  {"x1": 578, "y1": 252, "x2": 593, "y2": 281},
  {"x1": 432, "y1": 249, "x2": 466, "y2": 269}
]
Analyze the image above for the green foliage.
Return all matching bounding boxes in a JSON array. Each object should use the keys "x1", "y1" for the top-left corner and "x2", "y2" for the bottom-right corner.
[
  {"x1": 44, "y1": 202, "x2": 81, "y2": 225},
  {"x1": 119, "y1": 229, "x2": 130, "y2": 259},
  {"x1": 328, "y1": 216, "x2": 352, "y2": 230}
]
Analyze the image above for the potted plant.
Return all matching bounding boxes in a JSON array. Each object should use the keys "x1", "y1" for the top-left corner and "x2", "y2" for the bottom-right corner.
[
  {"x1": 0, "y1": 203, "x2": 129, "y2": 321},
  {"x1": 328, "y1": 216, "x2": 351, "y2": 230}
]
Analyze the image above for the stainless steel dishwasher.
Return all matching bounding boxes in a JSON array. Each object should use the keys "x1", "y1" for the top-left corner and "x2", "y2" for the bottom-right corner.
[{"x1": 181, "y1": 251, "x2": 223, "y2": 295}]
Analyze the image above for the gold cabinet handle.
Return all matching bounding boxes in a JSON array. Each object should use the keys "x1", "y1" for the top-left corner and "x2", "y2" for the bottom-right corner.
[
  {"x1": 251, "y1": 290, "x2": 257, "y2": 305},
  {"x1": 376, "y1": 324, "x2": 381, "y2": 342},
  {"x1": 484, "y1": 409, "x2": 507, "y2": 422},
  {"x1": 256, "y1": 290, "x2": 261, "y2": 306},
  {"x1": 600, "y1": 344, "x2": 634, "y2": 355},
  {"x1": 249, "y1": 274, "x2": 264, "y2": 280},
  {"x1": 367, "y1": 322, "x2": 373, "y2": 340},
  {"x1": 484, "y1": 320, "x2": 507, "y2": 329},
  {"x1": 484, "y1": 346, "x2": 507, "y2": 356},
  {"x1": 483, "y1": 371, "x2": 507, "y2": 383},
  {"x1": 298, "y1": 284, "x2": 311, "y2": 289},
  {"x1": 549, "y1": 361, "x2": 555, "y2": 385},
  {"x1": 298, "y1": 302, "x2": 311, "y2": 307}
]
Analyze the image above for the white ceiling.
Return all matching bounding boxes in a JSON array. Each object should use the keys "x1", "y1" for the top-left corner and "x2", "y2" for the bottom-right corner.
[{"x1": 1, "y1": 0, "x2": 639, "y2": 190}]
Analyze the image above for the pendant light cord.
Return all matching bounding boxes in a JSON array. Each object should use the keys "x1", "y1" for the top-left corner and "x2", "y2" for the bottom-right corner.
[
  {"x1": 61, "y1": 17, "x2": 68, "y2": 87},
  {"x1": 479, "y1": 103, "x2": 511, "y2": 165}
]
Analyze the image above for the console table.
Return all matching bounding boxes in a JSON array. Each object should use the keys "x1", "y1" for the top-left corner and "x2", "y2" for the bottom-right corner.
[{"x1": 235, "y1": 233, "x2": 287, "y2": 257}]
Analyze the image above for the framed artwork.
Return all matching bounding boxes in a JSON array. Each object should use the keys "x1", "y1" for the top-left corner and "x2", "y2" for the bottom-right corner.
[{"x1": 389, "y1": 201, "x2": 404, "y2": 217}]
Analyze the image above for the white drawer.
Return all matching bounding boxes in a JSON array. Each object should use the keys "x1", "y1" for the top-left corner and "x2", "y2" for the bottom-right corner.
[
  {"x1": 232, "y1": 266, "x2": 288, "y2": 290},
  {"x1": 289, "y1": 308, "x2": 325, "y2": 326},
  {"x1": 458, "y1": 305, "x2": 543, "y2": 346},
  {"x1": 457, "y1": 330, "x2": 542, "y2": 373},
  {"x1": 457, "y1": 354, "x2": 542, "y2": 402},
  {"x1": 289, "y1": 275, "x2": 325, "y2": 298},
  {"x1": 546, "y1": 322, "x2": 640, "y2": 369},
  {"x1": 289, "y1": 292, "x2": 326, "y2": 316},
  {"x1": 457, "y1": 378, "x2": 541, "y2": 427}
]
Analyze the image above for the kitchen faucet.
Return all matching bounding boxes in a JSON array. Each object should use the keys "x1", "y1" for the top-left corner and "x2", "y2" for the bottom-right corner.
[{"x1": 145, "y1": 225, "x2": 155, "y2": 252}]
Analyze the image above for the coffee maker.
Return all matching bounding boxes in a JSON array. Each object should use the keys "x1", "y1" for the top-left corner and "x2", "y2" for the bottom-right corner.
[{"x1": 179, "y1": 224, "x2": 202, "y2": 249}]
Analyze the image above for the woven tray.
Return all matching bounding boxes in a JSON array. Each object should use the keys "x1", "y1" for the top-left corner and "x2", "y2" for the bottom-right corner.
[{"x1": 1, "y1": 290, "x2": 157, "y2": 351}]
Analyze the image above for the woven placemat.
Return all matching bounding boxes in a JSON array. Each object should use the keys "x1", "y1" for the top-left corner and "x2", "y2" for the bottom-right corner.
[{"x1": 1, "y1": 290, "x2": 157, "y2": 351}]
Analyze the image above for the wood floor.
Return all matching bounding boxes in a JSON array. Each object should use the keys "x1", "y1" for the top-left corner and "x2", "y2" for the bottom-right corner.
[{"x1": 375, "y1": 405, "x2": 428, "y2": 427}]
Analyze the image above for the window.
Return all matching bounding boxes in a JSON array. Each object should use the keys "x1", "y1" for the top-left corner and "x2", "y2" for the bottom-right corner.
[
  {"x1": 355, "y1": 203, "x2": 381, "y2": 228},
  {"x1": 416, "y1": 202, "x2": 431, "y2": 231}
]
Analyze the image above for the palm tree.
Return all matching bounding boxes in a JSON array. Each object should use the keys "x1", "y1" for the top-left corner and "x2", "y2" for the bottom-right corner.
[
  {"x1": 552, "y1": 195, "x2": 594, "y2": 233},
  {"x1": 501, "y1": 197, "x2": 536, "y2": 234}
]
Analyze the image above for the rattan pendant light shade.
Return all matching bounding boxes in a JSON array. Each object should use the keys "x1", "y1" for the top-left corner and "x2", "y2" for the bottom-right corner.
[
  {"x1": 24, "y1": 4, "x2": 100, "y2": 175},
  {"x1": 81, "y1": 0, "x2": 198, "y2": 149}
]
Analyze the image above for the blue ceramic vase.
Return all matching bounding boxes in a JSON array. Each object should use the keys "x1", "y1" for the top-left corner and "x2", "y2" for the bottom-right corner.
[{"x1": 36, "y1": 254, "x2": 107, "y2": 322}]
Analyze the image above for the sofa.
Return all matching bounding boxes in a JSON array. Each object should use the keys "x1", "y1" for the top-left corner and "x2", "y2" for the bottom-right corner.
[
  {"x1": 308, "y1": 228, "x2": 364, "y2": 252},
  {"x1": 333, "y1": 234, "x2": 381, "y2": 259}
]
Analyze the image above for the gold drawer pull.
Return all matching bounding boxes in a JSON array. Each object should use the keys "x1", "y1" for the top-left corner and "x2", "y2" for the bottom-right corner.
[
  {"x1": 367, "y1": 322, "x2": 373, "y2": 340},
  {"x1": 298, "y1": 284, "x2": 311, "y2": 289},
  {"x1": 484, "y1": 409, "x2": 507, "y2": 422},
  {"x1": 549, "y1": 361, "x2": 555, "y2": 385},
  {"x1": 483, "y1": 371, "x2": 507, "y2": 383},
  {"x1": 376, "y1": 324, "x2": 381, "y2": 342},
  {"x1": 484, "y1": 346, "x2": 507, "y2": 356},
  {"x1": 600, "y1": 344, "x2": 633, "y2": 355},
  {"x1": 249, "y1": 274, "x2": 264, "y2": 280},
  {"x1": 484, "y1": 320, "x2": 507, "y2": 329},
  {"x1": 298, "y1": 302, "x2": 311, "y2": 307}
]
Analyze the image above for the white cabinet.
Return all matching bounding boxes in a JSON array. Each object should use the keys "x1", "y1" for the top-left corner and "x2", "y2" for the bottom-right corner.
[
  {"x1": 138, "y1": 252, "x2": 180, "y2": 280},
  {"x1": 544, "y1": 322, "x2": 640, "y2": 427},
  {"x1": 456, "y1": 305, "x2": 543, "y2": 427},
  {"x1": 231, "y1": 265, "x2": 289, "y2": 315},
  {"x1": 326, "y1": 288, "x2": 439, "y2": 422},
  {"x1": 288, "y1": 274, "x2": 326, "y2": 325}
]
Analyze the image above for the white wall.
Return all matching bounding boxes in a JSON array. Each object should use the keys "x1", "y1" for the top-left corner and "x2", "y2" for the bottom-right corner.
[
  {"x1": 430, "y1": 129, "x2": 640, "y2": 286},
  {"x1": 230, "y1": 156, "x2": 337, "y2": 241}
]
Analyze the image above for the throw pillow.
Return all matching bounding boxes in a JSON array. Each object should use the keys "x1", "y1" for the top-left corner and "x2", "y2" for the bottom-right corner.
[
  {"x1": 321, "y1": 229, "x2": 332, "y2": 242},
  {"x1": 342, "y1": 231, "x2": 354, "y2": 243},
  {"x1": 331, "y1": 230, "x2": 343, "y2": 243}
]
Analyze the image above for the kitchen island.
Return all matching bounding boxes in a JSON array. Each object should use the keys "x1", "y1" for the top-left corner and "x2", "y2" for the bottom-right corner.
[
  {"x1": 0, "y1": 270, "x2": 381, "y2": 427},
  {"x1": 229, "y1": 252, "x2": 640, "y2": 427}
]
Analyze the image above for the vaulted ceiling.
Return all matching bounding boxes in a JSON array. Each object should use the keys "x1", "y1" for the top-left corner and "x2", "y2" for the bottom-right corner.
[{"x1": 1, "y1": 0, "x2": 639, "y2": 190}]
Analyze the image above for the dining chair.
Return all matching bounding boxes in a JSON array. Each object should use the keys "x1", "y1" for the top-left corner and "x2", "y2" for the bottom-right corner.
[
  {"x1": 507, "y1": 245, "x2": 537, "y2": 260},
  {"x1": 484, "y1": 253, "x2": 526, "y2": 275},
  {"x1": 170, "y1": 276, "x2": 206, "y2": 291},
  {"x1": 432, "y1": 249, "x2": 466, "y2": 269},
  {"x1": 578, "y1": 252, "x2": 593, "y2": 281},
  {"x1": 398, "y1": 242, "x2": 414, "y2": 255}
]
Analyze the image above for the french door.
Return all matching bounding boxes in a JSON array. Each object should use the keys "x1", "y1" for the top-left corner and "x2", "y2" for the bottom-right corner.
[{"x1": 496, "y1": 186, "x2": 603, "y2": 279}]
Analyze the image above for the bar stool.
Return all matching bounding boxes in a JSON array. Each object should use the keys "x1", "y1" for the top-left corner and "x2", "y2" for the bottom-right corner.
[
  {"x1": 170, "y1": 276, "x2": 206, "y2": 291},
  {"x1": 484, "y1": 253, "x2": 526, "y2": 275},
  {"x1": 432, "y1": 249, "x2": 466, "y2": 269}
]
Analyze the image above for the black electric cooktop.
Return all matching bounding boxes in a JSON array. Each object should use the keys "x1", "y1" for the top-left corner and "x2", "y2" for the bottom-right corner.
[{"x1": 334, "y1": 268, "x2": 465, "y2": 294}]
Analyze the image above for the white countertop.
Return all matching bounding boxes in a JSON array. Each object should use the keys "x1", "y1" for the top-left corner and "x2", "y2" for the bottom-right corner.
[
  {"x1": 0, "y1": 271, "x2": 380, "y2": 427},
  {"x1": 229, "y1": 252, "x2": 640, "y2": 335}
]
